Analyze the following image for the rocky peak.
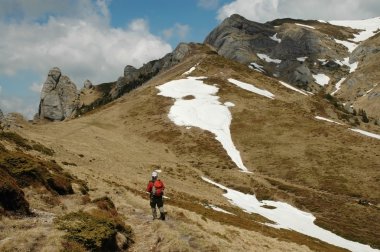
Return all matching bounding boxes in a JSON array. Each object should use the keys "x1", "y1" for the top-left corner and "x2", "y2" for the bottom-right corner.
[
  {"x1": 39, "y1": 67, "x2": 79, "y2": 121},
  {"x1": 205, "y1": 14, "x2": 380, "y2": 119}
]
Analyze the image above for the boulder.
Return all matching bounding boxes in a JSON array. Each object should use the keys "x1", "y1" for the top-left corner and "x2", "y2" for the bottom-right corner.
[
  {"x1": 294, "y1": 65, "x2": 313, "y2": 86},
  {"x1": 83, "y1": 80, "x2": 93, "y2": 89},
  {"x1": 39, "y1": 67, "x2": 79, "y2": 121}
]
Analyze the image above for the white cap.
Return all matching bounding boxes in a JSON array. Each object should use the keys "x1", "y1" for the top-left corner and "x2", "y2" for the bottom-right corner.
[{"x1": 152, "y1": 171, "x2": 158, "y2": 177}]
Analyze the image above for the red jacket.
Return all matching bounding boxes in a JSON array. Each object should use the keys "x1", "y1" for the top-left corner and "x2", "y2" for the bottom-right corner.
[{"x1": 147, "y1": 179, "x2": 165, "y2": 197}]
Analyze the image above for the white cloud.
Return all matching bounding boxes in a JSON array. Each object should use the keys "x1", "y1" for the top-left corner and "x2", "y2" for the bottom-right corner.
[
  {"x1": 0, "y1": 95, "x2": 38, "y2": 119},
  {"x1": 217, "y1": 0, "x2": 279, "y2": 22},
  {"x1": 163, "y1": 23, "x2": 190, "y2": 40},
  {"x1": 0, "y1": 0, "x2": 110, "y2": 23},
  {"x1": 217, "y1": 0, "x2": 380, "y2": 22},
  {"x1": 29, "y1": 83, "x2": 43, "y2": 94},
  {"x1": 0, "y1": 0, "x2": 173, "y2": 118},
  {"x1": 129, "y1": 18, "x2": 150, "y2": 33},
  {"x1": 0, "y1": 16, "x2": 172, "y2": 85},
  {"x1": 198, "y1": 0, "x2": 220, "y2": 10}
]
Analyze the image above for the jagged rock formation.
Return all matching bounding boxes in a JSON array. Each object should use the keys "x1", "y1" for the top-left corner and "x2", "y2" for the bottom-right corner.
[
  {"x1": 205, "y1": 14, "x2": 380, "y2": 119},
  {"x1": 39, "y1": 43, "x2": 191, "y2": 119},
  {"x1": 39, "y1": 67, "x2": 79, "y2": 121},
  {"x1": 110, "y1": 43, "x2": 190, "y2": 99},
  {"x1": 205, "y1": 14, "x2": 349, "y2": 90}
]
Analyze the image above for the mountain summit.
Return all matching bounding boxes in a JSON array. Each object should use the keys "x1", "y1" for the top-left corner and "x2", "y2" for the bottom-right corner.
[{"x1": 205, "y1": 14, "x2": 380, "y2": 119}]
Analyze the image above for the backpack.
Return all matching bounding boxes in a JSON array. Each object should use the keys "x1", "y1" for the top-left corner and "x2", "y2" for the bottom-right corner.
[{"x1": 152, "y1": 180, "x2": 164, "y2": 197}]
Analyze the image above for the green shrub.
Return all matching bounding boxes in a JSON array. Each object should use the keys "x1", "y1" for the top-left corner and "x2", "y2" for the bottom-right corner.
[
  {"x1": 0, "y1": 153, "x2": 74, "y2": 195},
  {"x1": 56, "y1": 211, "x2": 133, "y2": 251},
  {"x1": 92, "y1": 196, "x2": 117, "y2": 216},
  {"x1": 0, "y1": 169, "x2": 30, "y2": 214}
]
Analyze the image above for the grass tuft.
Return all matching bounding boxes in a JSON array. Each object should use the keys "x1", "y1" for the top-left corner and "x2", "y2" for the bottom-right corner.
[{"x1": 55, "y1": 209, "x2": 133, "y2": 251}]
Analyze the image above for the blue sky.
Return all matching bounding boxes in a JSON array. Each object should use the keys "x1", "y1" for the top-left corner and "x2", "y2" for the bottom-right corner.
[
  {"x1": 1, "y1": 0, "x2": 379, "y2": 119},
  {"x1": 108, "y1": 0, "x2": 230, "y2": 46}
]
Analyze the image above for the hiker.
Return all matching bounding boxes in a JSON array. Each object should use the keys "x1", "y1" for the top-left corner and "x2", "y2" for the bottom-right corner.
[{"x1": 147, "y1": 171, "x2": 165, "y2": 220}]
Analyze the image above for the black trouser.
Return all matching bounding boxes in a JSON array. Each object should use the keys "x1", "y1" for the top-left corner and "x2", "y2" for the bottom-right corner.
[
  {"x1": 150, "y1": 195, "x2": 164, "y2": 219},
  {"x1": 150, "y1": 195, "x2": 163, "y2": 208}
]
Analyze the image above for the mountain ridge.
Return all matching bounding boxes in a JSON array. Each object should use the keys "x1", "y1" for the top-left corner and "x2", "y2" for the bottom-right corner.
[
  {"x1": 205, "y1": 14, "x2": 380, "y2": 120},
  {"x1": 1, "y1": 15, "x2": 379, "y2": 251}
]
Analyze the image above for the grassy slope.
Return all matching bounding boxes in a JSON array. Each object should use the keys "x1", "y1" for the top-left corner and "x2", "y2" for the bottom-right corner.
[{"x1": 15, "y1": 44, "x2": 380, "y2": 251}]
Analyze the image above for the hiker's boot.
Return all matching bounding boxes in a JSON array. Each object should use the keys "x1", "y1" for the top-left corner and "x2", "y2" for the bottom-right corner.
[
  {"x1": 159, "y1": 207, "x2": 165, "y2": 220},
  {"x1": 152, "y1": 208, "x2": 157, "y2": 220},
  {"x1": 159, "y1": 212, "x2": 165, "y2": 220}
]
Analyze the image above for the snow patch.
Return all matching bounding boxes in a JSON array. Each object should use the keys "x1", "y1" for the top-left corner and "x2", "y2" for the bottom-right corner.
[
  {"x1": 182, "y1": 63, "x2": 199, "y2": 75},
  {"x1": 334, "y1": 39, "x2": 357, "y2": 53},
  {"x1": 269, "y1": 33, "x2": 281, "y2": 43},
  {"x1": 331, "y1": 78, "x2": 346, "y2": 95},
  {"x1": 350, "y1": 129, "x2": 380, "y2": 140},
  {"x1": 157, "y1": 77, "x2": 248, "y2": 171},
  {"x1": 224, "y1": 102, "x2": 235, "y2": 107},
  {"x1": 295, "y1": 23, "x2": 315, "y2": 29},
  {"x1": 249, "y1": 62, "x2": 265, "y2": 73},
  {"x1": 343, "y1": 58, "x2": 358, "y2": 73},
  {"x1": 257, "y1": 53, "x2": 282, "y2": 64},
  {"x1": 228, "y1": 78, "x2": 275, "y2": 100},
  {"x1": 333, "y1": 58, "x2": 357, "y2": 73},
  {"x1": 202, "y1": 177, "x2": 379, "y2": 252},
  {"x1": 312, "y1": 73, "x2": 330, "y2": 86},
  {"x1": 183, "y1": 66, "x2": 196, "y2": 75},
  {"x1": 330, "y1": 17, "x2": 380, "y2": 43},
  {"x1": 297, "y1": 56, "x2": 308, "y2": 62},
  {"x1": 205, "y1": 204, "x2": 234, "y2": 215},
  {"x1": 315, "y1": 116, "x2": 343, "y2": 125},
  {"x1": 330, "y1": 17, "x2": 380, "y2": 53},
  {"x1": 279, "y1": 81, "x2": 308, "y2": 96}
]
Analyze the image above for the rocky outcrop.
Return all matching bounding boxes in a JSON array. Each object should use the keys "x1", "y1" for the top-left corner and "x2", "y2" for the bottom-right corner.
[
  {"x1": 205, "y1": 14, "x2": 380, "y2": 119},
  {"x1": 204, "y1": 14, "x2": 350, "y2": 92},
  {"x1": 39, "y1": 67, "x2": 79, "y2": 121},
  {"x1": 83, "y1": 80, "x2": 93, "y2": 89},
  {"x1": 205, "y1": 14, "x2": 275, "y2": 64},
  {"x1": 39, "y1": 44, "x2": 192, "y2": 120},
  {"x1": 110, "y1": 43, "x2": 191, "y2": 99},
  {"x1": 337, "y1": 33, "x2": 380, "y2": 119}
]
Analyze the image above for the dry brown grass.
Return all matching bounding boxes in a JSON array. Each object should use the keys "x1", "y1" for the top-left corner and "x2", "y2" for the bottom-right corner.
[{"x1": 7, "y1": 43, "x2": 379, "y2": 251}]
